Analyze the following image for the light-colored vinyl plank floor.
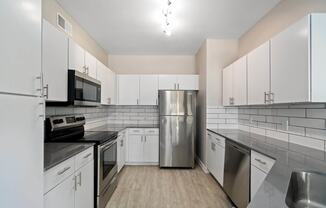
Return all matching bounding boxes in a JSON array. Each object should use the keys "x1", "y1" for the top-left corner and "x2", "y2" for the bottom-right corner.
[{"x1": 106, "y1": 166, "x2": 232, "y2": 208}]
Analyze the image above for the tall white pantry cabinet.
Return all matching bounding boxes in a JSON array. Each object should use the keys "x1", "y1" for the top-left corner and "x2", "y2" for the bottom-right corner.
[{"x1": 0, "y1": 1, "x2": 44, "y2": 208}]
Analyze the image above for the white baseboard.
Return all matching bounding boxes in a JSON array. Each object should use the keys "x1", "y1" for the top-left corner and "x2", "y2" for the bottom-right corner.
[{"x1": 196, "y1": 156, "x2": 209, "y2": 174}]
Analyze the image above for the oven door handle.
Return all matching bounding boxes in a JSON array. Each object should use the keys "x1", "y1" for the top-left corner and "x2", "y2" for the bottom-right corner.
[{"x1": 100, "y1": 141, "x2": 116, "y2": 152}]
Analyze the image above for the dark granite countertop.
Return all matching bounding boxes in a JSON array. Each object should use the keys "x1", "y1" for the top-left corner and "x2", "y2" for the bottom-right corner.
[
  {"x1": 44, "y1": 143, "x2": 95, "y2": 171},
  {"x1": 207, "y1": 129, "x2": 326, "y2": 208},
  {"x1": 87, "y1": 124, "x2": 159, "y2": 132}
]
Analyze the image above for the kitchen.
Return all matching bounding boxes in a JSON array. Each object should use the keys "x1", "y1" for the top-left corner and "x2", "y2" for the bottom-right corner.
[{"x1": 2, "y1": 0, "x2": 326, "y2": 208}]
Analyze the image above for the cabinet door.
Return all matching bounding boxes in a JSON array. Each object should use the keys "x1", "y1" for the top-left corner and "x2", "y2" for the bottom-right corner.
[
  {"x1": 75, "y1": 161, "x2": 94, "y2": 208},
  {"x1": 117, "y1": 135, "x2": 123, "y2": 172},
  {"x1": 158, "y1": 75, "x2": 177, "y2": 90},
  {"x1": 117, "y1": 75, "x2": 139, "y2": 105},
  {"x1": 127, "y1": 135, "x2": 143, "y2": 162},
  {"x1": 0, "y1": 94, "x2": 43, "y2": 208},
  {"x1": 271, "y1": 16, "x2": 310, "y2": 103},
  {"x1": 143, "y1": 135, "x2": 159, "y2": 163},
  {"x1": 248, "y1": 42, "x2": 270, "y2": 105},
  {"x1": 139, "y1": 75, "x2": 159, "y2": 105},
  {"x1": 176, "y1": 75, "x2": 199, "y2": 90},
  {"x1": 42, "y1": 20, "x2": 68, "y2": 102},
  {"x1": 44, "y1": 175, "x2": 75, "y2": 208},
  {"x1": 222, "y1": 65, "x2": 233, "y2": 106},
  {"x1": 107, "y1": 68, "x2": 116, "y2": 105},
  {"x1": 85, "y1": 51, "x2": 97, "y2": 79},
  {"x1": 96, "y1": 61, "x2": 109, "y2": 105},
  {"x1": 250, "y1": 165, "x2": 267, "y2": 200},
  {"x1": 0, "y1": 0, "x2": 42, "y2": 96},
  {"x1": 233, "y1": 56, "x2": 247, "y2": 105},
  {"x1": 206, "y1": 133, "x2": 215, "y2": 173},
  {"x1": 311, "y1": 14, "x2": 326, "y2": 102},
  {"x1": 215, "y1": 144, "x2": 225, "y2": 186}
]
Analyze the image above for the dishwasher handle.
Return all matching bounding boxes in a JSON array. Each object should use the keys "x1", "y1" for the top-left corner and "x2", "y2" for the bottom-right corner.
[{"x1": 227, "y1": 142, "x2": 250, "y2": 155}]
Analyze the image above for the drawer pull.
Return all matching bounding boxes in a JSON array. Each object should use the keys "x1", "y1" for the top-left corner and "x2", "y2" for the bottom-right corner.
[
  {"x1": 83, "y1": 153, "x2": 92, "y2": 159},
  {"x1": 57, "y1": 167, "x2": 71, "y2": 175},
  {"x1": 255, "y1": 158, "x2": 267, "y2": 165}
]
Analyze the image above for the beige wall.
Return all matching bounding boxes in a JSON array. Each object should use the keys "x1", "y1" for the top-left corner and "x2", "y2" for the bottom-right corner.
[
  {"x1": 239, "y1": 0, "x2": 326, "y2": 57},
  {"x1": 108, "y1": 55, "x2": 196, "y2": 74},
  {"x1": 195, "y1": 39, "x2": 238, "y2": 163},
  {"x1": 42, "y1": 0, "x2": 108, "y2": 66}
]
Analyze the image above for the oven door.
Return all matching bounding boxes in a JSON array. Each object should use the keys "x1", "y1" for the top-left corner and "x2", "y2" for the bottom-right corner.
[
  {"x1": 98, "y1": 140, "x2": 117, "y2": 194},
  {"x1": 68, "y1": 70, "x2": 101, "y2": 106}
]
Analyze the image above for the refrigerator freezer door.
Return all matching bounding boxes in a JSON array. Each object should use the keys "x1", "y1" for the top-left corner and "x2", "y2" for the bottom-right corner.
[
  {"x1": 159, "y1": 91, "x2": 196, "y2": 116},
  {"x1": 159, "y1": 115, "x2": 195, "y2": 168}
]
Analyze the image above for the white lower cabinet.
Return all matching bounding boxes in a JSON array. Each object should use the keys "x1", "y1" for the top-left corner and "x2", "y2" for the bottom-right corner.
[
  {"x1": 75, "y1": 161, "x2": 94, "y2": 208},
  {"x1": 117, "y1": 131, "x2": 126, "y2": 172},
  {"x1": 44, "y1": 147, "x2": 94, "y2": 208},
  {"x1": 126, "y1": 128, "x2": 159, "y2": 164},
  {"x1": 44, "y1": 174, "x2": 75, "y2": 208},
  {"x1": 250, "y1": 150, "x2": 275, "y2": 200},
  {"x1": 207, "y1": 131, "x2": 225, "y2": 186}
]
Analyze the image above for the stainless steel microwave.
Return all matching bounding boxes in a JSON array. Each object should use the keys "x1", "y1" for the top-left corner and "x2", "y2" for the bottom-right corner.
[{"x1": 67, "y1": 70, "x2": 101, "y2": 106}]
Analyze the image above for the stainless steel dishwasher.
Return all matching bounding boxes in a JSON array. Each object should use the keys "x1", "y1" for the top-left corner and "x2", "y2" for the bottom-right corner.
[{"x1": 223, "y1": 141, "x2": 250, "y2": 208}]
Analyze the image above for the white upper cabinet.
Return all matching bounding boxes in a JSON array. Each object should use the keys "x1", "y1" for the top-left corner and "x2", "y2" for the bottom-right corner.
[
  {"x1": 311, "y1": 14, "x2": 326, "y2": 102},
  {"x1": 42, "y1": 20, "x2": 68, "y2": 102},
  {"x1": 0, "y1": 0, "x2": 42, "y2": 96},
  {"x1": 97, "y1": 61, "x2": 109, "y2": 105},
  {"x1": 68, "y1": 39, "x2": 85, "y2": 73},
  {"x1": 271, "y1": 15, "x2": 310, "y2": 103},
  {"x1": 222, "y1": 65, "x2": 233, "y2": 106},
  {"x1": 107, "y1": 68, "x2": 117, "y2": 105},
  {"x1": 248, "y1": 41, "x2": 270, "y2": 105},
  {"x1": 97, "y1": 61, "x2": 116, "y2": 105},
  {"x1": 158, "y1": 75, "x2": 178, "y2": 90},
  {"x1": 84, "y1": 51, "x2": 97, "y2": 78},
  {"x1": 232, "y1": 56, "x2": 247, "y2": 105},
  {"x1": 158, "y1": 75, "x2": 198, "y2": 90},
  {"x1": 68, "y1": 39, "x2": 97, "y2": 79},
  {"x1": 117, "y1": 75, "x2": 139, "y2": 105},
  {"x1": 177, "y1": 75, "x2": 199, "y2": 90},
  {"x1": 139, "y1": 75, "x2": 159, "y2": 105}
]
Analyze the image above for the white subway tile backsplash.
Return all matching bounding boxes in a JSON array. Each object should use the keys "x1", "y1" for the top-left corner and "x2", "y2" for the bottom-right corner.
[
  {"x1": 289, "y1": 117, "x2": 325, "y2": 129},
  {"x1": 266, "y1": 130, "x2": 289, "y2": 143},
  {"x1": 307, "y1": 109, "x2": 326, "y2": 119},
  {"x1": 277, "y1": 109, "x2": 306, "y2": 117},
  {"x1": 207, "y1": 108, "x2": 225, "y2": 114},
  {"x1": 250, "y1": 127, "x2": 265, "y2": 136},
  {"x1": 305, "y1": 128, "x2": 326, "y2": 140},
  {"x1": 289, "y1": 134, "x2": 324, "y2": 151}
]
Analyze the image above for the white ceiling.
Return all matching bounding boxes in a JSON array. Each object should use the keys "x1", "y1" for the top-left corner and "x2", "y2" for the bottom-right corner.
[{"x1": 57, "y1": 0, "x2": 281, "y2": 55}]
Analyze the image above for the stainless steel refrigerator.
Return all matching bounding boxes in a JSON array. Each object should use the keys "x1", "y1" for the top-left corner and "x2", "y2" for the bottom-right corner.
[{"x1": 159, "y1": 90, "x2": 197, "y2": 168}]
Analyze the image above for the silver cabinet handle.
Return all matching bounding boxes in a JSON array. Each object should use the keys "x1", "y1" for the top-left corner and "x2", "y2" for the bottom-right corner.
[
  {"x1": 83, "y1": 153, "x2": 92, "y2": 159},
  {"x1": 57, "y1": 167, "x2": 71, "y2": 175},
  {"x1": 73, "y1": 176, "x2": 77, "y2": 191},
  {"x1": 43, "y1": 84, "x2": 49, "y2": 99},
  {"x1": 177, "y1": 83, "x2": 180, "y2": 89},
  {"x1": 78, "y1": 172, "x2": 82, "y2": 186},
  {"x1": 83, "y1": 66, "x2": 86, "y2": 74},
  {"x1": 269, "y1": 92, "x2": 274, "y2": 104},
  {"x1": 264, "y1": 92, "x2": 268, "y2": 104},
  {"x1": 108, "y1": 97, "x2": 111, "y2": 104},
  {"x1": 174, "y1": 83, "x2": 176, "y2": 90},
  {"x1": 211, "y1": 142, "x2": 216, "y2": 151},
  {"x1": 255, "y1": 158, "x2": 267, "y2": 165},
  {"x1": 144, "y1": 136, "x2": 147, "y2": 142},
  {"x1": 137, "y1": 99, "x2": 139, "y2": 105}
]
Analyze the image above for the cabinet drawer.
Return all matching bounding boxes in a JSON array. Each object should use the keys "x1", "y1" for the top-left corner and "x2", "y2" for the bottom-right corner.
[
  {"x1": 128, "y1": 128, "x2": 144, "y2": 135},
  {"x1": 44, "y1": 157, "x2": 75, "y2": 194},
  {"x1": 75, "y1": 147, "x2": 94, "y2": 170},
  {"x1": 207, "y1": 131, "x2": 225, "y2": 148},
  {"x1": 251, "y1": 151, "x2": 275, "y2": 174},
  {"x1": 144, "y1": 128, "x2": 159, "y2": 135}
]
